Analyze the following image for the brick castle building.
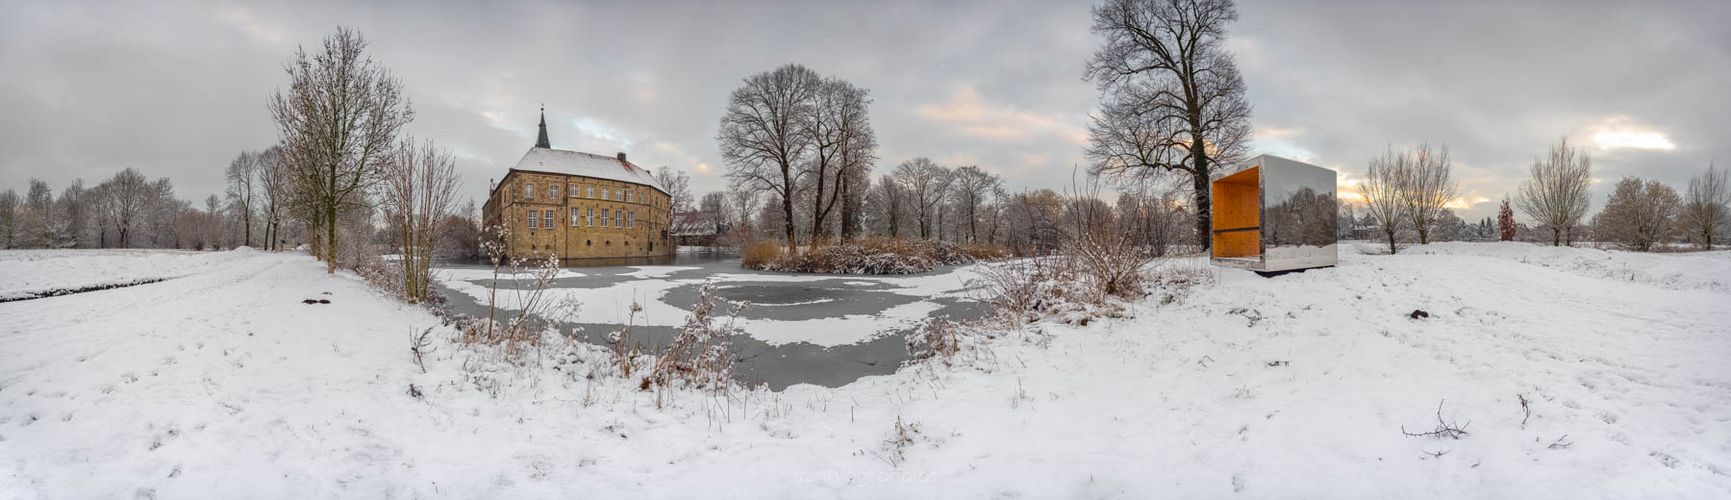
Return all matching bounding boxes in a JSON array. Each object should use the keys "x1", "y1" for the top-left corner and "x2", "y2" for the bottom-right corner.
[{"x1": 482, "y1": 109, "x2": 673, "y2": 262}]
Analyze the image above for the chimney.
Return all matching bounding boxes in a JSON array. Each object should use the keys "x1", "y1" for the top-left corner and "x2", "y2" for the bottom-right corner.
[{"x1": 616, "y1": 152, "x2": 627, "y2": 163}]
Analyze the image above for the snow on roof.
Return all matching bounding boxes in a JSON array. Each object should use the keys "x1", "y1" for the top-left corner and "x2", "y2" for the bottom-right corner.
[{"x1": 510, "y1": 147, "x2": 667, "y2": 195}]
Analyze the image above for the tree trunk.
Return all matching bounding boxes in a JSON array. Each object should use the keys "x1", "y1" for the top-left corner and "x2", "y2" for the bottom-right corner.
[
  {"x1": 1192, "y1": 165, "x2": 1212, "y2": 252},
  {"x1": 326, "y1": 201, "x2": 338, "y2": 274},
  {"x1": 781, "y1": 191, "x2": 796, "y2": 255}
]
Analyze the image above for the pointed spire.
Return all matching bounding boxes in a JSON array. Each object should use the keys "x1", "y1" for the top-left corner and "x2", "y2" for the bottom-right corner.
[{"x1": 535, "y1": 104, "x2": 551, "y2": 149}]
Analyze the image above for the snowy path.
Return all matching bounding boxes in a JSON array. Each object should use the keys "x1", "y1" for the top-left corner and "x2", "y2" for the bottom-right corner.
[{"x1": 2, "y1": 244, "x2": 1728, "y2": 498}]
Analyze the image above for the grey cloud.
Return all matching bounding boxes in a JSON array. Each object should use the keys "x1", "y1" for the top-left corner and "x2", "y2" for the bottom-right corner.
[{"x1": 2, "y1": 0, "x2": 1725, "y2": 220}]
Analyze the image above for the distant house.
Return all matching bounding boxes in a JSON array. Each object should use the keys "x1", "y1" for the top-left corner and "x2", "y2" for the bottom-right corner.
[{"x1": 670, "y1": 212, "x2": 723, "y2": 247}]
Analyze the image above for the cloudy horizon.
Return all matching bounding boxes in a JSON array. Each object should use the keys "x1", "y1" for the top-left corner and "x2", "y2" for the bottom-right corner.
[{"x1": 2, "y1": 0, "x2": 1726, "y2": 219}]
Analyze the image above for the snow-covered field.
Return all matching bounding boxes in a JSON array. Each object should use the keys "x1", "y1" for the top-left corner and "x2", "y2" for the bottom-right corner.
[
  {"x1": 0, "y1": 249, "x2": 251, "y2": 301},
  {"x1": 2, "y1": 242, "x2": 1728, "y2": 498}
]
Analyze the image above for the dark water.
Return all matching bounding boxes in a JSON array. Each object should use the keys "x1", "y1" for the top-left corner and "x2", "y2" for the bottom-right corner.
[{"x1": 433, "y1": 254, "x2": 987, "y2": 390}]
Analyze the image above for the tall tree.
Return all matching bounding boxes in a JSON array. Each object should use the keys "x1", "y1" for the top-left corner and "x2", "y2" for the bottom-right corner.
[
  {"x1": 58, "y1": 180, "x2": 90, "y2": 247},
  {"x1": 1516, "y1": 137, "x2": 1592, "y2": 246},
  {"x1": 257, "y1": 146, "x2": 289, "y2": 251},
  {"x1": 1681, "y1": 163, "x2": 1729, "y2": 250},
  {"x1": 655, "y1": 166, "x2": 693, "y2": 214},
  {"x1": 97, "y1": 168, "x2": 153, "y2": 248},
  {"x1": 1084, "y1": 0, "x2": 1251, "y2": 251},
  {"x1": 804, "y1": 77, "x2": 876, "y2": 243},
  {"x1": 1396, "y1": 144, "x2": 1458, "y2": 245},
  {"x1": 948, "y1": 165, "x2": 1001, "y2": 243},
  {"x1": 226, "y1": 150, "x2": 260, "y2": 247},
  {"x1": 893, "y1": 158, "x2": 952, "y2": 240},
  {"x1": 719, "y1": 64, "x2": 822, "y2": 253},
  {"x1": 268, "y1": 27, "x2": 414, "y2": 272},
  {"x1": 21, "y1": 179, "x2": 63, "y2": 248},
  {"x1": 0, "y1": 189, "x2": 17, "y2": 248}
]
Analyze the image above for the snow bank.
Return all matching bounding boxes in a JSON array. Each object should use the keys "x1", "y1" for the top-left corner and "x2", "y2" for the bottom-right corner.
[
  {"x1": 1401, "y1": 241, "x2": 1731, "y2": 293},
  {"x1": 0, "y1": 249, "x2": 250, "y2": 301}
]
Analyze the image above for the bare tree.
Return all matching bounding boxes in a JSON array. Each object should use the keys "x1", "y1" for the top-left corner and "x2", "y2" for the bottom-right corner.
[
  {"x1": 1361, "y1": 148, "x2": 1408, "y2": 255},
  {"x1": 20, "y1": 179, "x2": 66, "y2": 248},
  {"x1": 96, "y1": 168, "x2": 152, "y2": 248},
  {"x1": 58, "y1": 180, "x2": 91, "y2": 248},
  {"x1": 726, "y1": 182, "x2": 762, "y2": 244},
  {"x1": 225, "y1": 151, "x2": 260, "y2": 247},
  {"x1": 268, "y1": 27, "x2": 414, "y2": 273},
  {"x1": 382, "y1": 137, "x2": 461, "y2": 302},
  {"x1": 655, "y1": 166, "x2": 693, "y2": 214},
  {"x1": 893, "y1": 158, "x2": 952, "y2": 240},
  {"x1": 949, "y1": 165, "x2": 1000, "y2": 243},
  {"x1": 871, "y1": 173, "x2": 907, "y2": 238},
  {"x1": 1516, "y1": 137, "x2": 1592, "y2": 246},
  {"x1": 1397, "y1": 144, "x2": 1458, "y2": 245},
  {"x1": 804, "y1": 77, "x2": 876, "y2": 243},
  {"x1": 257, "y1": 146, "x2": 289, "y2": 251},
  {"x1": 1084, "y1": 0, "x2": 1252, "y2": 251},
  {"x1": 0, "y1": 189, "x2": 17, "y2": 248},
  {"x1": 719, "y1": 64, "x2": 822, "y2": 253},
  {"x1": 1681, "y1": 163, "x2": 1729, "y2": 250},
  {"x1": 1594, "y1": 177, "x2": 1681, "y2": 252}
]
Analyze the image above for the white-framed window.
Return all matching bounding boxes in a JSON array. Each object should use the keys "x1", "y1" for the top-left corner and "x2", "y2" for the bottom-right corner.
[
  {"x1": 615, "y1": 189, "x2": 623, "y2": 201},
  {"x1": 527, "y1": 209, "x2": 538, "y2": 228},
  {"x1": 614, "y1": 210, "x2": 622, "y2": 228},
  {"x1": 602, "y1": 187, "x2": 609, "y2": 200},
  {"x1": 586, "y1": 185, "x2": 594, "y2": 198},
  {"x1": 543, "y1": 209, "x2": 555, "y2": 229},
  {"x1": 625, "y1": 189, "x2": 633, "y2": 202},
  {"x1": 601, "y1": 209, "x2": 609, "y2": 228},
  {"x1": 627, "y1": 210, "x2": 635, "y2": 228},
  {"x1": 568, "y1": 184, "x2": 578, "y2": 197},
  {"x1": 587, "y1": 208, "x2": 595, "y2": 227},
  {"x1": 570, "y1": 207, "x2": 579, "y2": 226},
  {"x1": 524, "y1": 182, "x2": 534, "y2": 199},
  {"x1": 549, "y1": 184, "x2": 559, "y2": 199}
]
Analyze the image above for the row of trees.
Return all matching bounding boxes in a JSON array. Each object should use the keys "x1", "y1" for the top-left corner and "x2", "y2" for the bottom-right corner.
[
  {"x1": 1353, "y1": 136, "x2": 1729, "y2": 253},
  {"x1": 0, "y1": 171, "x2": 236, "y2": 251}
]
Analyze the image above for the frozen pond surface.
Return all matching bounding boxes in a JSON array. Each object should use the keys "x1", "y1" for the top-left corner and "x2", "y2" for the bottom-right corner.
[{"x1": 433, "y1": 253, "x2": 988, "y2": 390}]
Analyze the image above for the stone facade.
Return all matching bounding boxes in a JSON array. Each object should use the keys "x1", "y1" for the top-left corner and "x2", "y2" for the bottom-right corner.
[{"x1": 482, "y1": 168, "x2": 673, "y2": 261}]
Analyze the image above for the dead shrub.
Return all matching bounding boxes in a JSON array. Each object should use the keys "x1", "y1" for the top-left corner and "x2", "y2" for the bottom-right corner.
[
  {"x1": 905, "y1": 318, "x2": 960, "y2": 362},
  {"x1": 458, "y1": 225, "x2": 577, "y2": 363},
  {"x1": 741, "y1": 240, "x2": 783, "y2": 268},
  {"x1": 745, "y1": 236, "x2": 1009, "y2": 274},
  {"x1": 646, "y1": 282, "x2": 748, "y2": 395}
]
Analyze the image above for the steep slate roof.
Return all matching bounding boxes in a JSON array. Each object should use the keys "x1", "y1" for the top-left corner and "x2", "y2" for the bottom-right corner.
[{"x1": 510, "y1": 147, "x2": 667, "y2": 195}]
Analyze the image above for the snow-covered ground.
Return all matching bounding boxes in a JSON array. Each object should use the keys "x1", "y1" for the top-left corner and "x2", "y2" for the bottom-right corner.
[
  {"x1": 0, "y1": 249, "x2": 250, "y2": 301},
  {"x1": 2, "y1": 242, "x2": 1728, "y2": 498}
]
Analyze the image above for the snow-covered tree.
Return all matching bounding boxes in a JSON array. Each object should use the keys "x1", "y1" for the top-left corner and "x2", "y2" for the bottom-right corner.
[
  {"x1": 893, "y1": 158, "x2": 952, "y2": 240},
  {"x1": 225, "y1": 150, "x2": 260, "y2": 247}
]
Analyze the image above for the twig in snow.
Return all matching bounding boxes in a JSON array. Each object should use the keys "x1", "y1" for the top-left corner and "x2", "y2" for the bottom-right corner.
[
  {"x1": 1546, "y1": 434, "x2": 1573, "y2": 449},
  {"x1": 409, "y1": 326, "x2": 436, "y2": 374},
  {"x1": 1421, "y1": 448, "x2": 1451, "y2": 459},
  {"x1": 1402, "y1": 399, "x2": 1471, "y2": 440},
  {"x1": 1517, "y1": 394, "x2": 1531, "y2": 428}
]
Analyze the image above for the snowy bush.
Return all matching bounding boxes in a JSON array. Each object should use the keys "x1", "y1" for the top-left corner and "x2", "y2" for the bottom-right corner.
[{"x1": 646, "y1": 282, "x2": 748, "y2": 396}]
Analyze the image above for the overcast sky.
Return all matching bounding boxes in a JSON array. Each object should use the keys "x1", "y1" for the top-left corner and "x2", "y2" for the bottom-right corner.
[{"x1": 2, "y1": 0, "x2": 1726, "y2": 219}]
